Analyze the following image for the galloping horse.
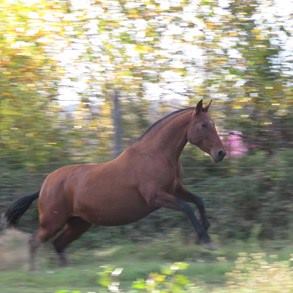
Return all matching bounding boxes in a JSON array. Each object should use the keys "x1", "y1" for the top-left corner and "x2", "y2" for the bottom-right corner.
[{"x1": 5, "y1": 100, "x2": 225, "y2": 270}]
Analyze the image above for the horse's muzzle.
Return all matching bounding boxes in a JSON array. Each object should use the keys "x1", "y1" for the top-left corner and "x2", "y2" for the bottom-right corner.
[{"x1": 215, "y1": 150, "x2": 226, "y2": 162}]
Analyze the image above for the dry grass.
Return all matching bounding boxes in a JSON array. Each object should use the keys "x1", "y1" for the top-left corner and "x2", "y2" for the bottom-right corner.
[{"x1": 0, "y1": 228, "x2": 30, "y2": 270}]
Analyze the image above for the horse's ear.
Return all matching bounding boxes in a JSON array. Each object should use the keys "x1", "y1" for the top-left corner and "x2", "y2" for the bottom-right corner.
[
  {"x1": 203, "y1": 100, "x2": 212, "y2": 112},
  {"x1": 195, "y1": 99, "x2": 203, "y2": 115}
]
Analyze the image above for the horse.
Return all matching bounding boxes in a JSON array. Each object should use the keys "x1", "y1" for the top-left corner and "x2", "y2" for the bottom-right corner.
[{"x1": 4, "y1": 100, "x2": 226, "y2": 270}]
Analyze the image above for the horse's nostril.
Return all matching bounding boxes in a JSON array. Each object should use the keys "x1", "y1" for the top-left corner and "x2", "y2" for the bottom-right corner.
[{"x1": 218, "y1": 150, "x2": 226, "y2": 159}]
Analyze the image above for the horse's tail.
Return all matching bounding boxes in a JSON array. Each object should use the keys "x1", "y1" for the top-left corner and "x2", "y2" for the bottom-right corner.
[{"x1": 3, "y1": 191, "x2": 39, "y2": 227}]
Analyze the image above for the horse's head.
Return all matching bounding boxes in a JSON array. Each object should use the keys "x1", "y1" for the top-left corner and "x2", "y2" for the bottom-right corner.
[{"x1": 187, "y1": 100, "x2": 226, "y2": 163}]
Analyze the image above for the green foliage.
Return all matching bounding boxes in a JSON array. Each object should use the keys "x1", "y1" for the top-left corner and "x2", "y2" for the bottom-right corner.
[
  {"x1": 97, "y1": 265, "x2": 124, "y2": 292},
  {"x1": 191, "y1": 149, "x2": 293, "y2": 240},
  {"x1": 132, "y1": 262, "x2": 193, "y2": 292},
  {"x1": 0, "y1": 0, "x2": 68, "y2": 170}
]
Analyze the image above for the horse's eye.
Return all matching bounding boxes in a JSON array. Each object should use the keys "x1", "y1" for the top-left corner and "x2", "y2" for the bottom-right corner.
[{"x1": 202, "y1": 123, "x2": 208, "y2": 128}]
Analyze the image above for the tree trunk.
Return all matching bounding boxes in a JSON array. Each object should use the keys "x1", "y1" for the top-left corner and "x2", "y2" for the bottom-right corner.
[{"x1": 112, "y1": 90, "x2": 123, "y2": 157}]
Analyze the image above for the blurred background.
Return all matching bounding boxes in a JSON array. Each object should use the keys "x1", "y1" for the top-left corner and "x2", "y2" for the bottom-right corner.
[{"x1": 0, "y1": 0, "x2": 292, "y2": 292}]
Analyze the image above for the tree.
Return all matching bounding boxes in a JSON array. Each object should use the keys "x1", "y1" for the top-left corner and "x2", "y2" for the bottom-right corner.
[
  {"x1": 0, "y1": 0, "x2": 68, "y2": 169},
  {"x1": 223, "y1": 0, "x2": 291, "y2": 151}
]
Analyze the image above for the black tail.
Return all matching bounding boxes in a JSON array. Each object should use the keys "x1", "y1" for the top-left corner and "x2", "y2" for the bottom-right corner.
[{"x1": 4, "y1": 192, "x2": 39, "y2": 227}]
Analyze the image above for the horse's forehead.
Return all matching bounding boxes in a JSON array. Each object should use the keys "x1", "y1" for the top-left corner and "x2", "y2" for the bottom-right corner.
[{"x1": 196, "y1": 112, "x2": 211, "y2": 122}]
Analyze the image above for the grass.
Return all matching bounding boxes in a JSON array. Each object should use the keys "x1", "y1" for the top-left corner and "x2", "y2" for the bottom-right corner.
[{"x1": 0, "y1": 234, "x2": 292, "y2": 293}]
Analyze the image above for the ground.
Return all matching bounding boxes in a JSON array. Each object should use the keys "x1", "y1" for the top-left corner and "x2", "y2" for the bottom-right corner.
[{"x1": 0, "y1": 231, "x2": 292, "y2": 293}]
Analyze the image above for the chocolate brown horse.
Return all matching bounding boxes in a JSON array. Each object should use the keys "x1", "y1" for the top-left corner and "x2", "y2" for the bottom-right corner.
[{"x1": 5, "y1": 100, "x2": 225, "y2": 270}]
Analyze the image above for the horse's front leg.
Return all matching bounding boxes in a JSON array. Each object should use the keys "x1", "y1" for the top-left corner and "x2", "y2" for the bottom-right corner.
[
  {"x1": 148, "y1": 190, "x2": 211, "y2": 244},
  {"x1": 176, "y1": 185, "x2": 210, "y2": 231}
]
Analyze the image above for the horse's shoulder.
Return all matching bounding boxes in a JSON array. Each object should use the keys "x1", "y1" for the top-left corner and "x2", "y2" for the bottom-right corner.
[{"x1": 121, "y1": 145, "x2": 154, "y2": 163}]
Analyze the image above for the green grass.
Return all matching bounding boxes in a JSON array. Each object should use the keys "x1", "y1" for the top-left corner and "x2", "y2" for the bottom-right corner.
[{"x1": 0, "y1": 238, "x2": 292, "y2": 293}]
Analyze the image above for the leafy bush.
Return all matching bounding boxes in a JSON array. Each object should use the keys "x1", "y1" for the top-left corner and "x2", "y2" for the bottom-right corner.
[
  {"x1": 131, "y1": 262, "x2": 194, "y2": 292},
  {"x1": 187, "y1": 149, "x2": 293, "y2": 241}
]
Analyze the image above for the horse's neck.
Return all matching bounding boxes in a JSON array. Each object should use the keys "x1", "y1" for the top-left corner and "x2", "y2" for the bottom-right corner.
[{"x1": 138, "y1": 110, "x2": 192, "y2": 162}]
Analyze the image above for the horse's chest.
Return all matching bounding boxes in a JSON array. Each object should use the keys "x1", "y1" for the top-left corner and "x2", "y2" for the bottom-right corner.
[{"x1": 154, "y1": 166, "x2": 179, "y2": 191}]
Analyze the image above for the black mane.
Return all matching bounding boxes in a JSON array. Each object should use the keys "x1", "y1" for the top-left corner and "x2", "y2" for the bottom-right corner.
[{"x1": 138, "y1": 107, "x2": 193, "y2": 141}]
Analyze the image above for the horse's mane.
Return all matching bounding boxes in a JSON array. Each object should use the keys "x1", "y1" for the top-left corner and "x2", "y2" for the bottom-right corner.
[{"x1": 137, "y1": 107, "x2": 194, "y2": 141}]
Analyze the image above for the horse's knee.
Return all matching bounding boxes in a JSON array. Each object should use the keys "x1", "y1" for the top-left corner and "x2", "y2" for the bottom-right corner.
[
  {"x1": 193, "y1": 195, "x2": 205, "y2": 210},
  {"x1": 32, "y1": 223, "x2": 62, "y2": 249},
  {"x1": 53, "y1": 232, "x2": 69, "y2": 253},
  {"x1": 193, "y1": 196, "x2": 210, "y2": 229},
  {"x1": 53, "y1": 218, "x2": 90, "y2": 253},
  {"x1": 177, "y1": 199, "x2": 194, "y2": 215},
  {"x1": 53, "y1": 239, "x2": 63, "y2": 253},
  {"x1": 52, "y1": 238, "x2": 68, "y2": 264}
]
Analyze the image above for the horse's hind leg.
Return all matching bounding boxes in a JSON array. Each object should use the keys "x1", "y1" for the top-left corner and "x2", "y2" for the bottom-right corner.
[
  {"x1": 29, "y1": 223, "x2": 64, "y2": 271},
  {"x1": 29, "y1": 210, "x2": 70, "y2": 271},
  {"x1": 52, "y1": 217, "x2": 91, "y2": 266}
]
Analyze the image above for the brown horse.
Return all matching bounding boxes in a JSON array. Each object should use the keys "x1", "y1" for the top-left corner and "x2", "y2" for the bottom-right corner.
[{"x1": 4, "y1": 100, "x2": 225, "y2": 270}]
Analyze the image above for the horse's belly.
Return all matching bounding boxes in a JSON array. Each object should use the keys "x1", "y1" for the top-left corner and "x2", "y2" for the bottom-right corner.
[
  {"x1": 98, "y1": 206, "x2": 153, "y2": 226},
  {"x1": 76, "y1": 192, "x2": 154, "y2": 226}
]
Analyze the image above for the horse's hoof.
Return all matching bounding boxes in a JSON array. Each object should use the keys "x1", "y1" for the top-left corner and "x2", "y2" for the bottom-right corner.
[{"x1": 202, "y1": 242, "x2": 218, "y2": 250}]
